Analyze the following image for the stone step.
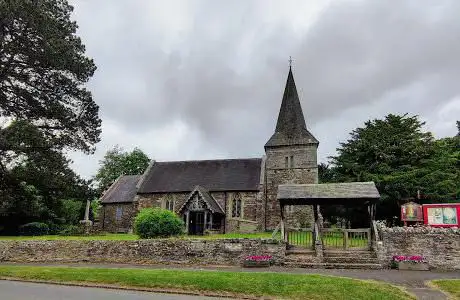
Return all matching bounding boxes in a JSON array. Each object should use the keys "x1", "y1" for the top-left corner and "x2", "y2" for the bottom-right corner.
[
  {"x1": 323, "y1": 253, "x2": 377, "y2": 258},
  {"x1": 285, "y1": 256, "x2": 319, "y2": 264},
  {"x1": 323, "y1": 250, "x2": 376, "y2": 258},
  {"x1": 286, "y1": 249, "x2": 316, "y2": 255},
  {"x1": 323, "y1": 256, "x2": 379, "y2": 264},
  {"x1": 284, "y1": 262, "x2": 383, "y2": 270}
]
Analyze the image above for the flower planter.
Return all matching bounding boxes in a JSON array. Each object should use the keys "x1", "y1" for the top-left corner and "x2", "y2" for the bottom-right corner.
[
  {"x1": 397, "y1": 261, "x2": 430, "y2": 271},
  {"x1": 392, "y1": 255, "x2": 429, "y2": 271},
  {"x1": 242, "y1": 260, "x2": 271, "y2": 268},
  {"x1": 242, "y1": 255, "x2": 272, "y2": 268}
]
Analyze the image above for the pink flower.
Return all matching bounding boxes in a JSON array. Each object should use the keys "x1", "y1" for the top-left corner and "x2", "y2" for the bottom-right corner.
[
  {"x1": 392, "y1": 255, "x2": 426, "y2": 263},
  {"x1": 245, "y1": 255, "x2": 273, "y2": 261}
]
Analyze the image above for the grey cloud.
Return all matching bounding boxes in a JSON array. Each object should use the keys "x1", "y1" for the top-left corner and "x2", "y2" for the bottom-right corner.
[{"x1": 70, "y1": 0, "x2": 460, "y2": 177}]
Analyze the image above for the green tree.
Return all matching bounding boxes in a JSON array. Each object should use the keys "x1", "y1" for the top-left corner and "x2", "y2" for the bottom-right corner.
[
  {"x1": 0, "y1": 1, "x2": 99, "y2": 233},
  {"x1": 318, "y1": 163, "x2": 337, "y2": 183},
  {"x1": 330, "y1": 114, "x2": 435, "y2": 224},
  {"x1": 412, "y1": 135, "x2": 460, "y2": 201},
  {"x1": 60, "y1": 199, "x2": 85, "y2": 225},
  {"x1": 95, "y1": 146, "x2": 150, "y2": 193},
  {"x1": 0, "y1": 121, "x2": 94, "y2": 233},
  {"x1": 0, "y1": 0, "x2": 101, "y2": 154}
]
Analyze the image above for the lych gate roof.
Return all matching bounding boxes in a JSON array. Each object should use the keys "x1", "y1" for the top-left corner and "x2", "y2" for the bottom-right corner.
[
  {"x1": 100, "y1": 175, "x2": 141, "y2": 203},
  {"x1": 138, "y1": 158, "x2": 262, "y2": 193},
  {"x1": 265, "y1": 67, "x2": 318, "y2": 148},
  {"x1": 179, "y1": 185, "x2": 225, "y2": 215},
  {"x1": 278, "y1": 182, "x2": 380, "y2": 205}
]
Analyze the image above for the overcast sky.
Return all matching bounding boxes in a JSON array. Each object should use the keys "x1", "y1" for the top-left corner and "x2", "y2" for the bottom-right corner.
[{"x1": 68, "y1": 0, "x2": 460, "y2": 179}]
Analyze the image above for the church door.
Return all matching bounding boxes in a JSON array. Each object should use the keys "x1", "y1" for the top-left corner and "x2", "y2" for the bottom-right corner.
[{"x1": 189, "y1": 211, "x2": 205, "y2": 235}]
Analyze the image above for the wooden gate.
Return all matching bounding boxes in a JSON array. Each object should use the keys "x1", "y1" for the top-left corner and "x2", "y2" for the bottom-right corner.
[
  {"x1": 286, "y1": 229, "x2": 314, "y2": 248},
  {"x1": 321, "y1": 228, "x2": 371, "y2": 250}
]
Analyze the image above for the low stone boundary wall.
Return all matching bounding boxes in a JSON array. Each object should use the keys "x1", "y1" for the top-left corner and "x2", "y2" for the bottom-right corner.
[
  {"x1": 377, "y1": 226, "x2": 460, "y2": 270},
  {"x1": 0, "y1": 238, "x2": 285, "y2": 266}
]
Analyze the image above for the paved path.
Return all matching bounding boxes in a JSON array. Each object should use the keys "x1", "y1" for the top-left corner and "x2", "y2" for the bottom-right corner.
[
  {"x1": 3, "y1": 263, "x2": 460, "y2": 299},
  {"x1": 0, "y1": 280, "x2": 220, "y2": 300}
]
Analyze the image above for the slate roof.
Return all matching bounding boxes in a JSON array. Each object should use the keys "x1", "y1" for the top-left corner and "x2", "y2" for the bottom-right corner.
[
  {"x1": 179, "y1": 186, "x2": 225, "y2": 215},
  {"x1": 265, "y1": 67, "x2": 318, "y2": 148},
  {"x1": 100, "y1": 175, "x2": 141, "y2": 204},
  {"x1": 277, "y1": 182, "x2": 380, "y2": 203},
  {"x1": 138, "y1": 158, "x2": 262, "y2": 193}
]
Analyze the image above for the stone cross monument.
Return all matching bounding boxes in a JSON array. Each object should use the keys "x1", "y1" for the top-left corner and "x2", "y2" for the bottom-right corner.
[{"x1": 79, "y1": 199, "x2": 93, "y2": 233}]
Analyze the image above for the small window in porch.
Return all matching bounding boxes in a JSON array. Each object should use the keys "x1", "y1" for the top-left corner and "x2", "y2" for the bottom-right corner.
[{"x1": 232, "y1": 193, "x2": 242, "y2": 218}]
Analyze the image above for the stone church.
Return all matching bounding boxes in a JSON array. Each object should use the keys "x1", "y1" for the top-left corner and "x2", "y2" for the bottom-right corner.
[{"x1": 100, "y1": 66, "x2": 319, "y2": 234}]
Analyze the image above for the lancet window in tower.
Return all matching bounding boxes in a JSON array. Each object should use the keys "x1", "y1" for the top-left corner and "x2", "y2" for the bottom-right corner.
[{"x1": 285, "y1": 156, "x2": 294, "y2": 169}]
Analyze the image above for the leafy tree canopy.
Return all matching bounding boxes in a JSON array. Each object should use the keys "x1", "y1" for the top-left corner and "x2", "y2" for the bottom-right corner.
[
  {"x1": 329, "y1": 114, "x2": 458, "y2": 224},
  {"x1": 0, "y1": 0, "x2": 100, "y2": 233},
  {"x1": 0, "y1": 121, "x2": 94, "y2": 233},
  {"x1": 0, "y1": 0, "x2": 101, "y2": 153},
  {"x1": 95, "y1": 146, "x2": 150, "y2": 193}
]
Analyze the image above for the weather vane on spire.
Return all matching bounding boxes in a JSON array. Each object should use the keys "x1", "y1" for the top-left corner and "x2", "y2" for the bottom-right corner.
[{"x1": 289, "y1": 56, "x2": 293, "y2": 67}]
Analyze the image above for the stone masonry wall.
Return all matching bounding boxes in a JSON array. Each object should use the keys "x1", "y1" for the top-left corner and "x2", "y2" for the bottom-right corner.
[
  {"x1": 0, "y1": 238, "x2": 285, "y2": 266},
  {"x1": 377, "y1": 226, "x2": 460, "y2": 270},
  {"x1": 101, "y1": 203, "x2": 136, "y2": 233},
  {"x1": 225, "y1": 191, "x2": 259, "y2": 232},
  {"x1": 264, "y1": 145, "x2": 317, "y2": 230},
  {"x1": 136, "y1": 192, "x2": 188, "y2": 212}
]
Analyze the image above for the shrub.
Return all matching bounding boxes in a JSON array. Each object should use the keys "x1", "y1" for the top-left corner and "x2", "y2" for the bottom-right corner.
[
  {"x1": 58, "y1": 225, "x2": 84, "y2": 236},
  {"x1": 91, "y1": 199, "x2": 102, "y2": 220},
  {"x1": 19, "y1": 222, "x2": 49, "y2": 236},
  {"x1": 60, "y1": 199, "x2": 85, "y2": 225},
  {"x1": 47, "y1": 223, "x2": 65, "y2": 235},
  {"x1": 134, "y1": 208, "x2": 184, "y2": 239}
]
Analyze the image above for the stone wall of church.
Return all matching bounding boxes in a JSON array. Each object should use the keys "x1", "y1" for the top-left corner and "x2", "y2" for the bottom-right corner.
[
  {"x1": 264, "y1": 145, "x2": 317, "y2": 230},
  {"x1": 101, "y1": 203, "x2": 136, "y2": 233},
  {"x1": 136, "y1": 192, "x2": 188, "y2": 212},
  {"x1": 224, "y1": 191, "x2": 259, "y2": 233},
  {"x1": 136, "y1": 191, "x2": 260, "y2": 233}
]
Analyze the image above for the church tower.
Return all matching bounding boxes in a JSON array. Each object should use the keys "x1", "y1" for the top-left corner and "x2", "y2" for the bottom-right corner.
[{"x1": 263, "y1": 65, "x2": 319, "y2": 230}]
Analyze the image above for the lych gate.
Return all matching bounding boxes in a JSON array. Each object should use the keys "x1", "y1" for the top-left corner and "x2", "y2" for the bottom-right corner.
[{"x1": 277, "y1": 182, "x2": 380, "y2": 252}]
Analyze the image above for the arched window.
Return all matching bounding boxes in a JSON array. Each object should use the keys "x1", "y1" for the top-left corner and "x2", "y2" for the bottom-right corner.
[
  {"x1": 116, "y1": 206, "x2": 123, "y2": 221},
  {"x1": 232, "y1": 193, "x2": 242, "y2": 218},
  {"x1": 164, "y1": 195, "x2": 174, "y2": 211}
]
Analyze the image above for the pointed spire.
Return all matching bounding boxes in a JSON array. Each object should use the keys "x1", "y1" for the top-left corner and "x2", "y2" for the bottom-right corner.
[{"x1": 265, "y1": 66, "x2": 318, "y2": 148}]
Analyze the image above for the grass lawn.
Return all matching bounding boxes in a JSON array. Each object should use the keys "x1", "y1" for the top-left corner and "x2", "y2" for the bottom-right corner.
[
  {"x1": 0, "y1": 266, "x2": 413, "y2": 300},
  {"x1": 429, "y1": 279, "x2": 460, "y2": 299},
  {"x1": 0, "y1": 232, "x2": 274, "y2": 241},
  {"x1": 0, "y1": 233, "x2": 140, "y2": 241},
  {"x1": 0, "y1": 232, "x2": 368, "y2": 249}
]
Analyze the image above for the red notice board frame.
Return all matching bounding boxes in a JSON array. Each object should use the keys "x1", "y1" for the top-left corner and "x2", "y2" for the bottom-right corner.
[{"x1": 422, "y1": 203, "x2": 460, "y2": 227}]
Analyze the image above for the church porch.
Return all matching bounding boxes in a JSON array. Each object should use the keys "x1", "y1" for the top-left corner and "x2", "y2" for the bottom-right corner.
[{"x1": 179, "y1": 186, "x2": 225, "y2": 235}]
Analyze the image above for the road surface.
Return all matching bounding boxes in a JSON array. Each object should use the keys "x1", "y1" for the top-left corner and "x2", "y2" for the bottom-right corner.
[{"x1": 0, "y1": 280, "x2": 221, "y2": 300}]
